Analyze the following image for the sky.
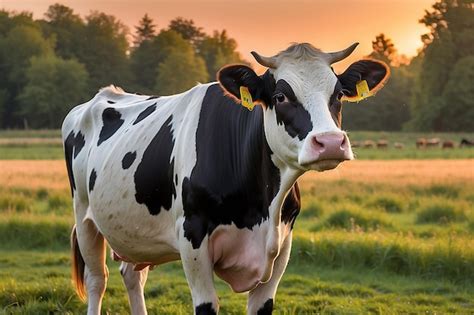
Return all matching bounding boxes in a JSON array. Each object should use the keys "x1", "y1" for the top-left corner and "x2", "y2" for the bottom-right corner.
[{"x1": 1, "y1": 0, "x2": 434, "y2": 72}]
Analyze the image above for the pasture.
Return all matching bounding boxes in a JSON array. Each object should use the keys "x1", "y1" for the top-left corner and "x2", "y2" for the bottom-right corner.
[
  {"x1": 0, "y1": 130, "x2": 473, "y2": 160},
  {"x1": 0, "y1": 155, "x2": 473, "y2": 313}
]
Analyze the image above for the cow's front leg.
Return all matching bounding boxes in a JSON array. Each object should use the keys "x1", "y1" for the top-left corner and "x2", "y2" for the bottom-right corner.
[
  {"x1": 178, "y1": 220, "x2": 218, "y2": 315},
  {"x1": 247, "y1": 232, "x2": 293, "y2": 315}
]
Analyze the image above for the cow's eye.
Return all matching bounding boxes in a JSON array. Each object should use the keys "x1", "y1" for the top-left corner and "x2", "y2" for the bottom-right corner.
[
  {"x1": 337, "y1": 91, "x2": 344, "y2": 100},
  {"x1": 273, "y1": 93, "x2": 288, "y2": 104}
]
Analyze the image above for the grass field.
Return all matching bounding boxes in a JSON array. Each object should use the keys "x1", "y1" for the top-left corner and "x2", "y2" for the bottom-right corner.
[
  {"x1": 0, "y1": 157, "x2": 473, "y2": 314},
  {"x1": 0, "y1": 130, "x2": 473, "y2": 160}
]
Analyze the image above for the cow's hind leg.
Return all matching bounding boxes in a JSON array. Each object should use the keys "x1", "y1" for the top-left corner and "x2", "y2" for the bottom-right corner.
[
  {"x1": 120, "y1": 262, "x2": 149, "y2": 315},
  {"x1": 247, "y1": 233, "x2": 293, "y2": 315},
  {"x1": 74, "y1": 204, "x2": 108, "y2": 315}
]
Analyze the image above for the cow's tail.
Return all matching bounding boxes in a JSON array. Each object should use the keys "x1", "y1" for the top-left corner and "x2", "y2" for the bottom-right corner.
[{"x1": 71, "y1": 225, "x2": 86, "y2": 301}]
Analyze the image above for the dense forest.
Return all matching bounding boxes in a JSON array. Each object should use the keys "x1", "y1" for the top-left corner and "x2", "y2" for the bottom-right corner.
[{"x1": 0, "y1": 0, "x2": 472, "y2": 131}]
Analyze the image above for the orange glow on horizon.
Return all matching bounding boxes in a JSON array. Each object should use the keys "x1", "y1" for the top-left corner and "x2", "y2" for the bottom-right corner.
[{"x1": 2, "y1": 0, "x2": 434, "y2": 72}]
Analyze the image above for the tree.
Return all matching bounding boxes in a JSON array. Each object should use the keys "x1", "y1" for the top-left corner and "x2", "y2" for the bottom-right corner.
[
  {"x1": 155, "y1": 48, "x2": 208, "y2": 95},
  {"x1": 77, "y1": 11, "x2": 131, "y2": 91},
  {"x1": 436, "y1": 56, "x2": 474, "y2": 131},
  {"x1": 405, "y1": 0, "x2": 473, "y2": 131},
  {"x1": 0, "y1": 10, "x2": 9, "y2": 35},
  {"x1": 0, "y1": 25, "x2": 54, "y2": 85},
  {"x1": 0, "y1": 89, "x2": 9, "y2": 127},
  {"x1": 18, "y1": 54, "x2": 89, "y2": 128},
  {"x1": 0, "y1": 25, "x2": 54, "y2": 127},
  {"x1": 368, "y1": 33, "x2": 397, "y2": 65},
  {"x1": 130, "y1": 30, "x2": 192, "y2": 93},
  {"x1": 133, "y1": 14, "x2": 156, "y2": 46},
  {"x1": 129, "y1": 40, "x2": 158, "y2": 94},
  {"x1": 0, "y1": 10, "x2": 37, "y2": 36},
  {"x1": 42, "y1": 4, "x2": 85, "y2": 59},
  {"x1": 406, "y1": 35, "x2": 456, "y2": 130},
  {"x1": 420, "y1": 0, "x2": 474, "y2": 58},
  {"x1": 168, "y1": 17, "x2": 205, "y2": 47},
  {"x1": 198, "y1": 30, "x2": 246, "y2": 79}
]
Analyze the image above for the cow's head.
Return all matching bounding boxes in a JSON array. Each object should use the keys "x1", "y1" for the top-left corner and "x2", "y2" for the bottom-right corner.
[{"x1": 218, "y1": 43, "x2": 389, "y2": 172}]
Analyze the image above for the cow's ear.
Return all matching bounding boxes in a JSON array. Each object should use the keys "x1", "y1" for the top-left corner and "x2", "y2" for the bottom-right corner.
[
  {"x1": 217, "y1": 65, "x2": 266, "y2": 104},
  {"x1": 338, "y1": 59, "x2": 390, "y2": 102}
]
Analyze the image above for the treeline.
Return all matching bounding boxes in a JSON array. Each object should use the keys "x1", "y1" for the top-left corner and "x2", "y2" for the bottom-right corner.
[
  {"x1": 344, "y1": 0, "x2": 474, "y2": 132},
  {"x1": 0, "y1": 1, "x2": 473, "y2": 131},
  {"x1": 0, "y1": 4, "x2": 244, "y2": 128}
]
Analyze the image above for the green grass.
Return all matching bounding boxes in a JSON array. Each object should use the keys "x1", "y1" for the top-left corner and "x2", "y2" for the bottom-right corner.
[
  {"x1": 416, "y1": 202, "x2": 467, "y2": 224},
  {"x1": 0, "y1": 251, "x2": 473, "y2": 314},
  {"x1": 0, "y1": 187, "x2": 71, "y2": 215},
  {"x1": 318, "y1": 207, "x2": 392, "y2": 231},
  {"x1": 0, "y1": 176, "x2": 473, "y2": 313},
  {"x1": 0, "y1": 130, "x2": 472, "y2": 159},
  {"x1": 0, "y1": 131, "x2": 473, "y2": 313},
  {"x1": 298, "y1": 202, "x2": 324, "y2": 219},
  {"x1": 0, "y1": 146, "x2": 64, "y2": 160},
  {"x1": 0, "y1": 214, "x2": 71, "y2": 250},
  {"x1": 0, "y1": 129, "x2": 61, "y2": 138},
  {"x1": 292, "y1": 232, "x2": 474, "y2": 282},
  {"x1": 367, "y1": 195, "x2": 404, "y2": 213}
]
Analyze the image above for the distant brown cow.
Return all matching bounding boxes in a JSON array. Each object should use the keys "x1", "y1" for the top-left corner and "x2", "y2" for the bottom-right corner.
[
  {"x1": 442, "y1": 140, "x2": 454, "y2": 149},
  {"x1": 394, "y1": 142, "x2": 404, "y2": 149},
  {"x1": 426, "y1": 138, "x2": 440, "y2": 148},
  {"x1": 363, "y1": 140, "x2": 376, "y2": 148},
  {"x1": 351, "y1": 141, "x2": 361, "y2": 148},
  {"x1": 416, "y1": 138, "x2": 426, "y2": 149},
  {"x1": 377, "y1": 140, "x2": 388, "y2": 149}
]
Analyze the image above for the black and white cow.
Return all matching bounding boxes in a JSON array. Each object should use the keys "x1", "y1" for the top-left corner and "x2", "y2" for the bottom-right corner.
[{"x1": 63, "y1": 42, "x2": 389, "y2": 315}]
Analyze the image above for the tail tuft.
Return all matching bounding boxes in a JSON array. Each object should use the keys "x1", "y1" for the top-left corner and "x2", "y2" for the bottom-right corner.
[{"x1": 71, "y1": 225, "x2": 86, "y2": 301}]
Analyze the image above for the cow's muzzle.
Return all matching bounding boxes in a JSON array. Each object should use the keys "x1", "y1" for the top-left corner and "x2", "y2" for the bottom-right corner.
[{"x1": 298, "y1": 131, "x2": 353, "y2": 171}]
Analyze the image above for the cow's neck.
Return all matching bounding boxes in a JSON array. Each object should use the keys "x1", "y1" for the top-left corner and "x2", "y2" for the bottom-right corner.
[
  {"x1": 181, "y1": 84, "x2": 302, "y2": 249},
  {"x1": 227, "y1": 96, "x2": 301, "y2": 225},
  {"x1": 264, "y1": 151, "x2": 302, "y2": 227},
  {"x1": 257, "y1": 128, "x2": 300, "y2": 204}
]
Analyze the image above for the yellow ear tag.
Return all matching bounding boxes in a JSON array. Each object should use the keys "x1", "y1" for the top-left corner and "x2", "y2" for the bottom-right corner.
[
  {"x1": 240, "y1": 86, "x2": 254, "y2": 111},
  {"x1": 356, "y1": 80, "x2": 370, "y2": 100}
]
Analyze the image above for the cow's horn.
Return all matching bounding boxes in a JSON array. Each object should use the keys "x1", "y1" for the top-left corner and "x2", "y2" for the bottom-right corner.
[
  {"x1": 326, "y1": 42, "x2": 359, "y2": 64},
  {"x1": 251, "y1": 51, "x2": 277, "y2": 69}
]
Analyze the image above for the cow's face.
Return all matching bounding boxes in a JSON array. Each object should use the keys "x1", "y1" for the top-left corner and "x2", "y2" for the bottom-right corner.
[{"x1": 218, "y1": 43, "x2": 389, "y2": 172}]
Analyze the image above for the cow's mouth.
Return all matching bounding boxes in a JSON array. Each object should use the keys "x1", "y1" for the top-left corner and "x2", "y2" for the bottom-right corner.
[{"x1": 302, "y1": 158, "x2": 348, "y2": 172}]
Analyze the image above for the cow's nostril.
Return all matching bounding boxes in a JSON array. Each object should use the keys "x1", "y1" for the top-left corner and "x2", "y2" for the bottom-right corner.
[
  {"x1": 340, "y1": 136, "x2": 347, "y2": 149},
  {"x1": 312, "y1": 136, "x2": 324, "y2": 149}
]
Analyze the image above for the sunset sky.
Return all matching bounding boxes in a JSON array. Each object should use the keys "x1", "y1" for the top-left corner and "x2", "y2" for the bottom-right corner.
[{"x1": 2, "y1": 0, "x2": 434, "y2": 71}]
